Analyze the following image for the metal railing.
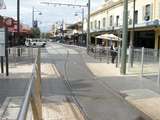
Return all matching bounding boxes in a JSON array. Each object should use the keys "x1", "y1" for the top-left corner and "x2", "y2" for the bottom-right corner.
[
  {"x1": 87, "y1": 45, "x2": 120, "y2": 66},
  {"x1": 127, "y1": 47, "x2": 160, "y2": 74},
  {"x1": 17, "y1": 48, "x2": 42, "y2": 120}
]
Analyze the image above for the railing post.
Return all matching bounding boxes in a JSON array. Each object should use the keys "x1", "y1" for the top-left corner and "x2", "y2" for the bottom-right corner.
[
  {"x1": 94, "y1": 47, "x2": 96, "y2": 59},
  {"x1": 140, "y1": 47, "x2": 144, "y2": 79},
  {"x1": 107, "y1": 48, "x2": 109, "y2": 64},
  {"x1": 157, "y1": 50, "x2": 160, "y2": 87},
  {"x1": 128, "y1": 46, "x2": 131, "y2": 70},
  {"x1": 117, "y1": 46, "x2": 121, "y2": 67},
  {"x1": 31, "y1": 48, "x2": 42, "y2": 120}
]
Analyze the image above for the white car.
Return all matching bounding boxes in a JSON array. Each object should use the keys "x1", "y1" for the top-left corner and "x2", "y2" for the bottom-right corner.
[{"x1": 25, "y1": 38, "x2": 46, "y2": 47}]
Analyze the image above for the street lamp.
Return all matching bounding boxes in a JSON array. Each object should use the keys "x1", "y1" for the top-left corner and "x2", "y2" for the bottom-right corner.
[
  {"x1": 87, "y1": 0, "x2": 90, "y2": 49},
  {"x1": 32, "y1": 7, "x2": 42, "y2": 28}
]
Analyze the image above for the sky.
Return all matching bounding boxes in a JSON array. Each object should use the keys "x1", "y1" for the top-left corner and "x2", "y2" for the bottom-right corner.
[{"x1": 0, "y1": 0, "x2": 104, "y2": 32}]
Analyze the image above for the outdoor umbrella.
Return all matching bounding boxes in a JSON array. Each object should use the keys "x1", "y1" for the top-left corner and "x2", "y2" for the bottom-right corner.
[{"x1": 96, "y1": 33, "x2": 122, "y2": 41}]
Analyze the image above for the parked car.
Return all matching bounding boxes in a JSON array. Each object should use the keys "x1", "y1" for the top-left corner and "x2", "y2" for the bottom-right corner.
[{"x1": 25, "y1": 38, "x2": 46, "y2": 47}]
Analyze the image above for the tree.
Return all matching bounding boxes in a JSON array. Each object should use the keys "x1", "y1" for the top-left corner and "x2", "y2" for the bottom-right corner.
[
  {"x1": 41, "y1": 32, "x2": 46, "y2": 38},
  {"x1": 46, "y1": 32, "x2": 53, "y2": 38},
  {"x1": 31, "y1": 27, "x2": 41, "y2": 38}
]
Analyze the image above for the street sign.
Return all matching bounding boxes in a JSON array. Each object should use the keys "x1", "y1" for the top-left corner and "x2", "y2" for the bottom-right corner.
[
  {"x1": 0, "y1": 28, "x2": 5, "y2": 56},
  {"x1": 33, "y1": 20, "x2": 38, "y2": 28}
]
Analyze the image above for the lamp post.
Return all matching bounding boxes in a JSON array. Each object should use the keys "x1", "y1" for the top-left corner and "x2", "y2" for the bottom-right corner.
[
  {"x1": 32, "y1": 7, "x2": 42, "y2": 28},
  {"x1": 17, "y1": 0, "x2": 21, "y2": 58},
  {"x1": 87, "y1": 0, "x2": 90, "y2": 49},
  {"x1": 17, "y1": 0, "x2": 20, "y2": 36}
]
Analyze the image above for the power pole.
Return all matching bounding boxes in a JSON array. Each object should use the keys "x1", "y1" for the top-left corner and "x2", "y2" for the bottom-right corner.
[
  {"x1": 17, "y1": 0, "x2": 20, "y2": 39},
  {"x1": 82, "y1": 7, "x2": 84, "y2": 46},
  {"x1": 87, "y1": 0, "x2": 90, "y2": 49},
  {"x1": 61, "y1": 20, "x2": 64, "y2": 41},
  {"x1": 82, "y1": 7, "x2": 84, "y2": 37},
  {"x1": 17, "y1": 0, "x2": 21, "y2": 56},
  {"x1": 32, "y1": 7, "x2": 34, "y2": 28},
  {"x1": 120, "y1": 0, "x2": 128, "y2": 75}
]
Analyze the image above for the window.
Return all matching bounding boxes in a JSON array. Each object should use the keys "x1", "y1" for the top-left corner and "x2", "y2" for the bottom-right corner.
[
  {"x1": 116, "y1": 16, "x2": 119, "y2": 27},
  {"x1": 94, "y1": 20, "x2": 97, "y2": 29},
  {"x1": 145, "y1": 4, "x2": 151, "y2": 20},
  {"x1": 128, "y1": 11, "x2": 130, "y2": 18},
  {"x1": 91, "y1": 22, "x2": 93, "y2": 30},
  {"x1": 98, "y1": 20, "x2": 101, "y2": 29},
  {"x1": 110, "y1": 15, "x2": 113, "y2": 26},
  {"x1": 134, "y1": 10, "x2": 138, "y2": 24},
  {"x1": 103, "y1": 18, "x2": 106, "y2": 28}
]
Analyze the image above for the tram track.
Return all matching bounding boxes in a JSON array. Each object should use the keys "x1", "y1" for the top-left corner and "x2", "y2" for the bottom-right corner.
[{"x1": 47, "y1": 44, "x2": 89, "y2": 120}]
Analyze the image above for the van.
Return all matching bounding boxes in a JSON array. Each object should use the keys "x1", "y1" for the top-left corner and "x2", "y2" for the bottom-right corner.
[{"x1": 25, "y1": 38, "x2": 46, "y2": 47}]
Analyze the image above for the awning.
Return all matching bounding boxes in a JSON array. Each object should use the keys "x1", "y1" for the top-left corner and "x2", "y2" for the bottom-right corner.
[
  {"x1": 96, "y1": 33, "x2": 122, "y2": 41},
  {"x1": 8, "y1": 24, "x2": 31, "y2": 34}
]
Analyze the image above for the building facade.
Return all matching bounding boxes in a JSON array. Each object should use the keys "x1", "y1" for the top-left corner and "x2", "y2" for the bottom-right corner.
[{"x1": 90, "y1": 0, "x2": 160, "y2": 48}]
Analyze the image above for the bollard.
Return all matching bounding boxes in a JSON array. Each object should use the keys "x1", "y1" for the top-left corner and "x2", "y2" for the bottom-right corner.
[
  {"x1": 100, "y1": 48, "x2": 102, "y2": 62},
  {"x1": 117, "y1": 46, "x2": 121, "y2": 67},
  {"x1": 127, "y1": 46, "x2": 131, "y2": 71},
  {"x1": 94, "y1": 47, "x2": 96, "y2": 58},
  {"x1": 107, "y1": 48, "x2": 110, "y2": 64},
  {"x1": 116, "y1": 53, "x2": 118, "y2": 68},
  {"x1": 157, "y1": 50, "x2": 160, "y2": 87},
  {"x1": 1, "y1": 57, "x2": 4, "y2": 73},
  {"x1": 140, "y1": 47, "x2": 144, "y2": 79},
  {"x1": 94, "y1": 47, "x2": 97, "y2": 59}
]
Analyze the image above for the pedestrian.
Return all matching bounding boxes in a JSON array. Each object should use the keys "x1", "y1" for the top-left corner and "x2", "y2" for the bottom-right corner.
[{"x1": 110, "y1": 43, "x2": 117, "y2": 63}]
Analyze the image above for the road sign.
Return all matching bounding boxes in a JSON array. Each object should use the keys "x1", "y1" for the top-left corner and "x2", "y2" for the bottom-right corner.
[
  {"x1": 33, "y1": 20, "x2": 38, "y2": 28},
  {"x1": 0, "y1": 28, "x2": 5, "y2": 56}
]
